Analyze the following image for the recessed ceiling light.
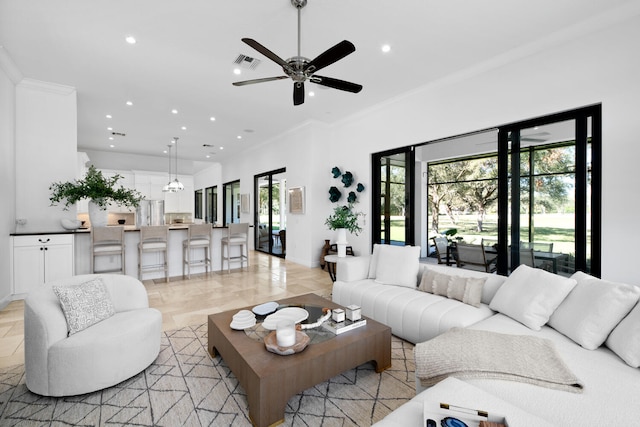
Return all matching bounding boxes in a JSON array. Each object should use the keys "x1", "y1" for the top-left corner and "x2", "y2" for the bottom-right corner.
[
  {"x1": 233, "y1": 68, "x2": 241, "y2": 75},
  {"x1": 206, "y1": 155, "x2": 211, "y2": 158},
  {"x1": 171, "y1": 109, "x2": 178, "y2": 114},
  {"x1": 381, "y1": 44, "x2": 391, "y2": 53},
  {"x1": 126, "y1": 101, "x2": 133, "y2": 106},
  {"x1": 125, "y1": 36, "x2": 136, "y2": 44},
  {"x1": 309, "y1": 91, "x2": 315, "y2": 97},
  {"x1": 237, "y1": 135, "x2": 242, "y2": 140},
  {"x1": 163, "y1": 150, "x2": 168, "y2": 154},
  {"x1": 110, "y1": 144, "x2": 115, "y2": 148},
  {"x1": 181, "y1": 126, "x2": 187, "y2": 130},
  {"x1": 108, "y1": 136, "x2": 114, "y2": 140},
  {"x1": 220, "y1": 146, "x2": 224, "y2": 150},
  {"x1": 106, "y1": 114, "x2": 112, "y2": 119},
  {"x1": 210, "y1": 116, "x2": 216, "y2": 121},
  {"x1": 107, "y1": 127, "x2": 112, "y2": 131}
]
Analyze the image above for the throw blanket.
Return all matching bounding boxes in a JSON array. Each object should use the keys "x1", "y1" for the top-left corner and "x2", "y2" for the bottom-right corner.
[{"x1": 415, "y1": 328, "x2": 583, "y2": 393}]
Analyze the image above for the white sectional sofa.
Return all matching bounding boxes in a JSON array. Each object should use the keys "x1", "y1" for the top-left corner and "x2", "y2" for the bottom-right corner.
[{"x1": 332, "y1": 244, "x2": 640, "y2": 425}]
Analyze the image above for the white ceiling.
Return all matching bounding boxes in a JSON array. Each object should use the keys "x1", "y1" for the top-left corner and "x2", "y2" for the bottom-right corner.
[{"x1": 0, "y1": 0, "x2": 632, "y2": 165}]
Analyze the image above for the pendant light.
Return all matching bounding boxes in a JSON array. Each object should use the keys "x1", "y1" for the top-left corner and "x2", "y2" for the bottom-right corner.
[
  {"x1": 162, "y1": 144, "x2": 174, "y2": 192},
  {"x1": 168, "y1": 137, "x2": 184, "y2": 191}
]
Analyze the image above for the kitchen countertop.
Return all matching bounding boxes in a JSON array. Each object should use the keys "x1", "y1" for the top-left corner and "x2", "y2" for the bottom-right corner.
[{"x1": 11, "y1": 224, "x2": 228, "y2": 236}]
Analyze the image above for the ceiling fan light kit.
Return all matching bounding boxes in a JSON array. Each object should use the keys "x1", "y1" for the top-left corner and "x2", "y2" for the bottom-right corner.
[{"x1": 233, "y1": 0, "x2": 362, "y2": 106}]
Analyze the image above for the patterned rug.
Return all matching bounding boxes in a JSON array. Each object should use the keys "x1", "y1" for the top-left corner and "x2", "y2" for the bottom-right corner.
[{"x1": 0, "y1": 324, "x2": 415, "y2": 426}]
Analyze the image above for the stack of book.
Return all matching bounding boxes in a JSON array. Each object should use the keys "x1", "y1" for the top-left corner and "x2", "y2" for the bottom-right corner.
[{"x1": 322, "y1": 318, "x2": 367, "y2": 335}]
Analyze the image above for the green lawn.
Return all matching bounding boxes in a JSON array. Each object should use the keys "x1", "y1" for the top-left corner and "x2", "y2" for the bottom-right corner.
[{"x1": 427, "y1": 213, "x2": 579, "y2": 254}]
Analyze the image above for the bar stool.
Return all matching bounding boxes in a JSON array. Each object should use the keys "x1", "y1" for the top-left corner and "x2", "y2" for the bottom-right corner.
[
  {"x1": 91, "y1": 226, "x2": 125, "y2": 274},
  {"x1": 182, "y1": 223, "x2": 212, "y2": 279},
  {"x1": 138, "y1": 225, "x2": 169, "y2": 282},
  {"x1": 221, "y1": 222, "x2": 249, "y2": 273}
]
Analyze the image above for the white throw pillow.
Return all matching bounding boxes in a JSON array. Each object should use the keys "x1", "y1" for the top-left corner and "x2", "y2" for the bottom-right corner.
[
  {"x1": 432, "y1": 272, "x2": 451, "y2": 296},
  {"x1": 53, "y1": 278, "x2": 115, "y2": 335},
  {"x1": 606, "y1": 301, "x2": 640, "y2": 367},
  {"x1": 374, "y1": 245, "x2": 421, "y2": 288},
  {"x1": 446, "y1": 275, "x2": 486, "y2": 308},
  {"x1": 489, "y1": 264, "x2": 576, "y2": 331},
  {"x1": 549, "y1": 271, "x2": 640, "y2": 350},
  {"x1": 418, "y1": 269, "x2": 438, "y2": 293}
]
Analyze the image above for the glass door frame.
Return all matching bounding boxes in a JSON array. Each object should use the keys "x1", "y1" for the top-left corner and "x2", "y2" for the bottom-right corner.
[
  {"x1": 497, "y1": 104, "x2": 602, "y2": 276},
  {"x1": 371, "y1": 147, "x2": 415, "y2": 247},
  {"x1": 223, "y1": 180, "x2": 240, "y2": 225}
]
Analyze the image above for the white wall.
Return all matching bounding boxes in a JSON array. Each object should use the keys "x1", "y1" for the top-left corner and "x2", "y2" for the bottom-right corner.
[
  {"x1": 198, "y1": 13, "x2": 640, "y2": 283},
  {"x1": 15, "y1": 79, "x2": 77, "y2": 233},
  {"x1": 0, "y1": 51, "x2": 17, "y2": 304}
]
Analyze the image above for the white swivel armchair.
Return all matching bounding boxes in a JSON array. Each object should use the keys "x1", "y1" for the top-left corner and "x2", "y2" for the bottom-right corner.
[{"x1": 24, "y1": 274, "x2": 162, "y2": 396}]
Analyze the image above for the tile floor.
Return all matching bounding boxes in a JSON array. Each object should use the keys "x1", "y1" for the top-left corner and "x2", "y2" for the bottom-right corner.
[{"x1": 0, "y1": 250, "x2": 334, "y2": 369}]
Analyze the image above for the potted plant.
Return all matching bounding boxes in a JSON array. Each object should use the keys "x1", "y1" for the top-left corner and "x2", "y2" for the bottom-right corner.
[
  {"x1": 49, "y1": 165, "x2": 143, "y2": 227},
  {"x1": 325, "y1": 203, "x2": 363, "y2": 257}
]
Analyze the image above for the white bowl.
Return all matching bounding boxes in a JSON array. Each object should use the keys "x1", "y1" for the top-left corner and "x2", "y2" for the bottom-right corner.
[{"x1": 61, "y1": 219, "x2": 82, "y2": 230}]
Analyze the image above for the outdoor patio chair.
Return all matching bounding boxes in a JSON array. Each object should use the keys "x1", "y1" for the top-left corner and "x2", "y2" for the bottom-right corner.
[{"x1": 455, "y1": 242, "x2": 497, "y2": 273}]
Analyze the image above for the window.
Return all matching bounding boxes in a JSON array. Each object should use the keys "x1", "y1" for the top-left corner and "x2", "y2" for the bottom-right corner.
[
  {"x1": 194, "y1": 189, "x2": 203, "y2": 220},
  {"x1": 205, "y1": 185, "x2": 217, "y2": 224}
]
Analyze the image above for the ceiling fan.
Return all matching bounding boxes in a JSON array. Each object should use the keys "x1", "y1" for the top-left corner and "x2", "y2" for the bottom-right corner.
[{"x1": 232, "y1": 0, "x2": 363, "y2": 106}]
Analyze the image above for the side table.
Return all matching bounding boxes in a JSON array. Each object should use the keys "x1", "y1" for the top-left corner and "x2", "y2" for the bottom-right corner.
[{"x1": 324, "y1": 254, "x2": 357, "y2": 282}]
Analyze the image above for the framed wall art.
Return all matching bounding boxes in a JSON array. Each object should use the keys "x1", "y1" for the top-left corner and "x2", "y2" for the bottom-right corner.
[{"x1": 289, "y1": 186, "x2": 305, "y2": 214}]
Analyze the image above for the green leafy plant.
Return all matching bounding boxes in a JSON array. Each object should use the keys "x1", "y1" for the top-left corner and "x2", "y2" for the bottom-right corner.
[
  {"x1": 49, "y1": 165, "x2": 143, "y2": 210},
  {"x1": 325, "y1": 203, "x2": 364, "y2": 235}
]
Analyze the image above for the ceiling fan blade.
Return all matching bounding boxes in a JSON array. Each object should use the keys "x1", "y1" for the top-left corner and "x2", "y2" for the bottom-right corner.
[
  {"x1": 242, "y1": 38, "x2": 292, "y2": 71},
  {"x1": 232, "y1": 76, "x2": 289, "y2": 86},
  {"x1": 293, "y1": 82, "x2": 305, "y2": 106},
  {"x1": 311, "y1": 76, "x2": 362, "y2": 93},
  {"x1": 305, "y1": 40, "x2": 356, "y2": 73}
]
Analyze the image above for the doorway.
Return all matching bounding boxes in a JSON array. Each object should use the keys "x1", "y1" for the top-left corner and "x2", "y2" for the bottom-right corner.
[{"x1": 255, "y1": 168, "x2": 286, "y2": 257}]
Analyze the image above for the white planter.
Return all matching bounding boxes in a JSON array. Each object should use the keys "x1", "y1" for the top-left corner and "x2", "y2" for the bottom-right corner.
[
  {"x1": 88, "y1": 200, "x2": 108, "y2": 228},
  {"x1": 336, "y1": 228, "x2": 348, "y2": 258}
]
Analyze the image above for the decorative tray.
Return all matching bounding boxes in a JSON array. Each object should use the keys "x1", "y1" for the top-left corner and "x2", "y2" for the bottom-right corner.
[{"x1": 264, "y1": 330, "x2": 310, "y2": 356}]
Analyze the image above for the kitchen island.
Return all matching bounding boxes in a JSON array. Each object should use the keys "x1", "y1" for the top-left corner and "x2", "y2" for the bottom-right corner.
[{"x1": 11, "y1": 225, "x2": 245, "y2": 297}]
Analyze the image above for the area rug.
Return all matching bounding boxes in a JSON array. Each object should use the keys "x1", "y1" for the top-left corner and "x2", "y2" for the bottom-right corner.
[{"x1": 0, "y1": 324, "x2": 415, "y2": 426}]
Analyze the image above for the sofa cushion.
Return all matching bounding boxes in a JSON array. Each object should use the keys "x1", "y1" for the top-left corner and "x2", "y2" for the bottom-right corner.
[
  {"x1": 332, "y1": 278, "x2": 495, "y2": 344},
  {"x1": 53, "y1": 278, "x2": 115, "y2": 335},
  {"x1": 489, "y1": 265, "x2": 576, "y2": 330},
  {"x1": 549, "y1": 271, "x2": 640, "y2": 350},
  {"x1": 374, "y1": 245, "x2": 421, "y2": 288},
  {"x1": 606, "y1": 301, "x2": 640, "y2": 367}
]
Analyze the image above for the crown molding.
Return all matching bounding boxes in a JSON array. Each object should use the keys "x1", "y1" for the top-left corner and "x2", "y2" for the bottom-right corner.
[
  {"x1": 17, "y1": 78, "x2": 76, "y2": 95},
  {"x1": 0, "y1": 46, "x2": 24, "y2": 84}
]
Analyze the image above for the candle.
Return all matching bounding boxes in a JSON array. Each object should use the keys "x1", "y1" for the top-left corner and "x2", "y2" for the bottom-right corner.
[{"x1": 276, "y1": 320, "x2": 296, "y2": 347}]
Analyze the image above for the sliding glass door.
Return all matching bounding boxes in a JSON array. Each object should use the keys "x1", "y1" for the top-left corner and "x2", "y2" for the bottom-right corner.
[
  {"x1": 386, "y1": 105, "x2": 600, "y2": 276},
  {"x1": 498, "y1": 106, "x2": 600, "y2": 276}
]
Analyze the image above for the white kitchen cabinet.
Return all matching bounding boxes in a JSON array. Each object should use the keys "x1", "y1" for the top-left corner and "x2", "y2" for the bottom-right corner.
[{"x1": 12, "y1": 234, "x2": 75, "y2": 296}]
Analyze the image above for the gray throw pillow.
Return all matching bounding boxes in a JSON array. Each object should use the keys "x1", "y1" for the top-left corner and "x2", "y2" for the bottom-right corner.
[{"x1": 53, "y1": 278, "x2": 115, "y2": 335}]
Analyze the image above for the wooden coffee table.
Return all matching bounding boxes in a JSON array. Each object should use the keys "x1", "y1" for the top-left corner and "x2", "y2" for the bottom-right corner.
[{"x1": 207, "y1": 293, "x2": 392, "y2": 427}]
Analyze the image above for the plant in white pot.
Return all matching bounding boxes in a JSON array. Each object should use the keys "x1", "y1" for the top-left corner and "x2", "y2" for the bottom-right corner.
[
  {"x1": 325, "y1": 203, "x2": 363, "y2": 257},
  {"x1": 49, "y1": 165, "x2": 143, "y2": 227}
]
